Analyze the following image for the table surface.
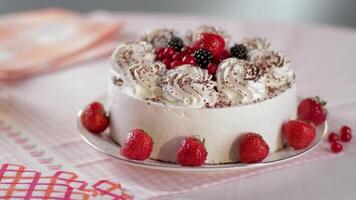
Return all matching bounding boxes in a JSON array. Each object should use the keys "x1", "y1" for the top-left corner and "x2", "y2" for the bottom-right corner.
[{"x1": 1, "y1": 12, "x2": 356, "y2": 200}]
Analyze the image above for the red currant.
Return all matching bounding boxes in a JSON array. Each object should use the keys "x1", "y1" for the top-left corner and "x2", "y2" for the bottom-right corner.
[
  {"x1": 155, "y1": 52, "x2": 164, "y2": 61},
  {"x1": 340, "y1": 125, "x2": 352, "y2": 135},
  {"x1": 170, "y1": 60, "x2": 182, "y2": 68},
  {"x1": 162, "y1": 58, "x2": 171, "y2": 69},
  {"x1": 181, "y1": 46, "x2": 194, "y2": 55},
  {"x1": 163, "y1": 47, "x2": 175, "y2": 59},
  {"x1": 155, "y1": 47, "x2": 164, "y2": 55},
  {"x1": 172, "y1": 52, "x2": 183, "y2": 61},
  {"x1": 207, "y1": 63, "x2": 218, "y2": 76},
  {"x1": 331, "y1": 142, "x2": 343, "y2": 153},
  {"x1": 328, "y1": 132, "x2": 339, "y2": 143},
  {"x1": 340, "y1": 131, "x2": 352, "y2": 143},
  {"x1": 181, "y1": 55, "x2": 196, "y2": 65}
]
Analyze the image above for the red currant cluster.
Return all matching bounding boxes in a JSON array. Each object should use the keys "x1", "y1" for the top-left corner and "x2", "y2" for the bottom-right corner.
[
  {"x1": 328, "y1": 125, "x2": 352, "y2": 153},
  {"x1": 154, "y1": 33, "x2": 237, "y2": 76}
]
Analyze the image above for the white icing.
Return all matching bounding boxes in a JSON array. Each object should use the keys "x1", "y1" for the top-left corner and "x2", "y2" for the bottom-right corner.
[{"x1": 161, "y1": 65, "x2": 218, "y2": 108}]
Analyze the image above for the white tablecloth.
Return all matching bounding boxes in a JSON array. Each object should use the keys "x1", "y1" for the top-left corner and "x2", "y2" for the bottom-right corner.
[{"x1": 1, "y1": 12, "x2": 356, "y2": 200}]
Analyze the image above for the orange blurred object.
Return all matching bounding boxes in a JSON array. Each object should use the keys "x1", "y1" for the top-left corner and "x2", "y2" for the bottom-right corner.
[{"x1": 0, "y1": 8, "x2": 124, "y2": 81}]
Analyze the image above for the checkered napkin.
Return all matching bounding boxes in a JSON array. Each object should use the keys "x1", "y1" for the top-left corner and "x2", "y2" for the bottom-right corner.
[
  {"x1": 0, "y1": 163, "x2": 131, "y2": 199},
  {"x1": 0, "y1": 8, "x2": 123, "y2": 81}
]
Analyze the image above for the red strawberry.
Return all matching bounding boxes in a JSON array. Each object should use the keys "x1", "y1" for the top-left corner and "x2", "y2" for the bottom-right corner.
[
  {"x1": 298, "y1": 97, "x2": 327, "y2": 126},
  {"x1": 239, "y1": 133, "x2": 269, "y2": 163},
  {"x1": 81, "y1": 102, "x2": 108, "y2": 134},
  {"x1": 176, "y1": 136, "x2": 207, "y2": 166},
  {"x1": 283, "y1": 120, "x2": 316, "y2": 150},
  {"x1": 193, "y1": 33, "x2": 225, "y2": 56},
  {"x1": 121, "y1": 129, "x2": 153, "y2": 160}
]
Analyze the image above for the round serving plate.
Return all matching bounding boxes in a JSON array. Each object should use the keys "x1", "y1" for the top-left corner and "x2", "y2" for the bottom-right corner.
[{"x1": 77, "y1": 95, "x2": 327, "y2": 173}]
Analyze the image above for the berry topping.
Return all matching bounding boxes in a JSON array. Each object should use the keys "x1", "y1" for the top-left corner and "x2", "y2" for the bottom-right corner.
[
  {"x1": 162, "y1": 58, "x2": 171, "y2": 69},
  {"x1": 207, "y1": 63, "x2": 218, "y2": 76},
  {"x1": 328, "y1": 132, "x2": 339, "y2": 143},
  {"x1": 181, "y1": 46, "x2": 194, "y2": 55},
  {"x1": 331, "y1": 142, "x2": 343, "y2": 153},
  {"x1": 298, "y1": 97, "x2": 327, "y2": 126},
  {"x1": 193, "y1": 48, "x2": 213, "y2": 68},
  {"x1": 239, "y1": 133, "x2": 269, "y2": 163},
  {"x1": 230, "y1": 44, "x2": 248, "y2": 60},
  {"x1": 176, "y1": 136, "x2": 207, "y2": 166},
  {"x1": 172, "y1": 52, "x2": 183, "y2": 61},
  {"x1": 213, "y1": 49, "x2": 230, "y2": 64},
  {"x1": 163, "y1": 47, "x2": 175, "y2": 59},
  {"x1": 193, "y1": 33, "x2": 226, "y2": 56},
  {"x1": 168, "y1": 36, "x2": 184, "y2": 51},
  {"x1": 121, "y1": 129, "x2": 153, "y2": 160},
  {"x1": 181, "y1": 54, "x2": 196, "y2": 65},
  {"x1": 283, "y1": 120, "x2": 316, "y2": 150},
  {"x1": 81, "y1": 102, "x2": 108, "y2": 134},
  {"x1": 340, "y1": 126, "x2": 352, "y2": 142},
  {"x1": 170, "y1": 60, "x2": 182, "y2": 68}
]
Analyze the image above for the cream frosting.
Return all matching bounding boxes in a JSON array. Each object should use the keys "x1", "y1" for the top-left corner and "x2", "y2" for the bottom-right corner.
[
  {"x1": 216, "y1": 58, "x2": 267, "y2": 105},
  {"x1": 140, "y1": 28, "x2": 177, "y2": 48},
  {"x1": 161, "y1": 65, "x2": 219, "y2": 108},
  {"x1": 122, "y1": 62, "x2": 165, "y2": 100},
  {"x1": 112, "y1": 41, "x2": 155, "y2": 74}
]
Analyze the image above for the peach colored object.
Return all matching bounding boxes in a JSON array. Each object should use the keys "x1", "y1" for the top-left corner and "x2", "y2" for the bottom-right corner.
[{"x1": 0, "y1": 9, "x2": 123, "y2": 81}]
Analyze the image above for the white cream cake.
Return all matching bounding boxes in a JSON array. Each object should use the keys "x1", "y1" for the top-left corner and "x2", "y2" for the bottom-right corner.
[{"x1": 108, "y1": 25, "x2": 297, "y2": 164}]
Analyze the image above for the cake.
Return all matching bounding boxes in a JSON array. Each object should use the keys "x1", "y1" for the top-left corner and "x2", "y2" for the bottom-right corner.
[{"x1": 108, "y1": 25, "x2": 297, "y2": 164}]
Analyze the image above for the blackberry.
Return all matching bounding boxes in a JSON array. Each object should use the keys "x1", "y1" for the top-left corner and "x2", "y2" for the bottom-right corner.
[
  {"x1": 230, "y1": 44, "x2": 248, "y2": 60},
  {"x1": 193, "y1": 49, "x2": 213, "y2": 68},
  {"x1": 168, "y1": 36, "x2": 184, "y2": 51}
]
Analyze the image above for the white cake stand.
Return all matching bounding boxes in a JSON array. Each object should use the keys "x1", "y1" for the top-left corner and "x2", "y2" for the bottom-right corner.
[{"x1": 77, "y1": 96, "x2": 327, "y2": 173}]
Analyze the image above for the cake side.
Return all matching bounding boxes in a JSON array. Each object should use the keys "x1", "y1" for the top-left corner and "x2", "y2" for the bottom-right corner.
[{"x1": 109, "y1": 81, "x2": 297, "y2": 164}]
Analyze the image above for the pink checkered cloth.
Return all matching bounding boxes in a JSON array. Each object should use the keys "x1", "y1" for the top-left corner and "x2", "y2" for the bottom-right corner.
[
  {"x1": 1, "y1": 11, "x2": 356, "y2": 200},
  {"x1": 0, "y1": 9, "x2": 123, "y2": 81}
]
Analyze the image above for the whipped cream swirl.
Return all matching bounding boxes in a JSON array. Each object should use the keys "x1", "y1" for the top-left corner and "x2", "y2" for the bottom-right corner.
[
  {"x1": 140, "y1": 28, "x2": 177, "y2": 48},
  {"x1": 241, "y1": 37, "x2": 270, "y2": 51},
  {"x1": 123, "y1": 62, "x2": 165, "y2": 100},
  {"x1": 112, "y1": 41, "x2": 155, "y2": 74},
  {"x1": 216, "y1": 58, "x2": 267, "y2": 105},
  {"x1": 250, "y1": 50, "x2": 294, "y2": 89},
  {"x1": 161, "y1": 65, "x2": 219, "y2": 108}
]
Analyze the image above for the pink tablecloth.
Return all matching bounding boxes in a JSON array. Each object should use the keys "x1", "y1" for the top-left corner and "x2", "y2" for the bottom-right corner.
[{"x1": 1, "y1": 12, "x2": 356, "y2": 200}]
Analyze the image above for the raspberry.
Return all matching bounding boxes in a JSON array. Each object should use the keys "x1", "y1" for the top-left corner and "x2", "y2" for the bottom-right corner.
[
  {"x1": 230, "y1": 44, "x2": 248, "y2": 60},
  {"x1": 193, "y1": 49, "x2": 213, "y2": 68},
  {"x1": 171, "y1": 60, "x2": 182, "y2": 68},
  {"x1": 162, "y1": 58, "x2": 171, "y2": 69},
  {"x1": 168, "y1": 36, "x2": 184, "y2": 51}
]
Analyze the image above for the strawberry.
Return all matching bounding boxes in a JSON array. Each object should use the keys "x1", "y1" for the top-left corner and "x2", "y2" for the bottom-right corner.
[
  {"x1": 239, "y1": 133, "x2": 269, "y2": 163},
  {"x1": 121, "y1": 129, "x2": 153, "y2": 160},
  {"x1": 193, "y1": 33, "x2": 225, "y2": 56},
  {"x1": 283, "y1": 120, "x2": 316, "y2": 150},
  {"x1": 213, "y1": 49, "x2": 230, "y2": 64},
  {"x1": 298, "y1": 96, "x2": 327, "y2": 126},
  {"x1": 81, "y1": 102, "x2": 108, "y2": 134},
  {"x1": 176, "y1": 136, "x2": 207, "y2": 166}
]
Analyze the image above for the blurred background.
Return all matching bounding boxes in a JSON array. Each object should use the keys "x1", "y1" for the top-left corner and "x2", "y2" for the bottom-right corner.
[{"x1": 1, "y1": 0, "x2": 356, "y2": 28}]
